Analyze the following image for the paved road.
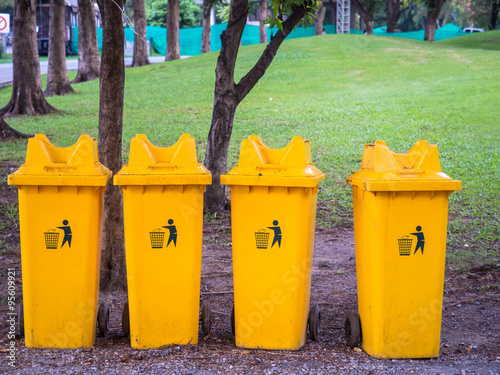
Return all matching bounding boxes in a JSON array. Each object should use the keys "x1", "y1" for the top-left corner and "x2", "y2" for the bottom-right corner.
[{"x1": 0, "y1": 52, "x2": 168, "y2": 86}]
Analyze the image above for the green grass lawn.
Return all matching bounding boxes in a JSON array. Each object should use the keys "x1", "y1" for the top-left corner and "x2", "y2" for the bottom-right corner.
[
  {"x1": 1, "y1": 31, "x2": 499, "y2": 265},
  {"x1": 0, "y1": 53, "x2": 80, "y2": 63},
  {"x1": 0, "y1": 53, "x2": 11, "y2": 63}
]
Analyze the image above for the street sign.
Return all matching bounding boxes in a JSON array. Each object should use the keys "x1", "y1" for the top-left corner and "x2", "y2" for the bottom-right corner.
[{"x1": 0, "y1": 13, "x2": 10, "y2": 34}]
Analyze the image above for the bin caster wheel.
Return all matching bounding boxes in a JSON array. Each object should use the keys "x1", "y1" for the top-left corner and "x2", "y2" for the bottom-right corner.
[
  {"x1": 345, "y1": 311, "x2": 361, "y2": 348},
  {"x1": 97, "y1": 301, "x2": 109, "y2": 337},
  {"x1": 122, "y1": 302, "x2": 130, "y2": 337},
  {"x1": 308, "y1": 303, "x2": 321, "y2": 341},
  {"x1": 230, "y1": 305, "x2": 235, "y2": 336},
  {"x1": 17, "y1": 302, "x2": 24, "y2": 338},
  {"x1": 201, "y1": 300, "x2": 212, "y2": 336}
]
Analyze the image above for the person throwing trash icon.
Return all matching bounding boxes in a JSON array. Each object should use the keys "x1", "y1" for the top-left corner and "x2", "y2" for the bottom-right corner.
[
  {"x1": 268, "y1": 220, "x2": 282, "y2": 248},
  {"x1": 411, "y1": 226, "x2": 425, "y2": 255},
  {"x1": 163, "y1": 219, "x2": 177, "y2": 247},
  {"x1": 57, "y1": 220, "x2": 72, "y2": 248}
]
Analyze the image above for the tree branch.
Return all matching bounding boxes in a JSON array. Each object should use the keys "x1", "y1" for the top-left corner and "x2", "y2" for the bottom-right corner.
[
  {"x1": 235, "y1": 5, "x2": 310, "y2": 103},
  {"x1": 216, "y1": 0, "x2": 248, "y2": 89},
  {"x1": 351, "y1": 0, "x2": 367, "y2": 20}
]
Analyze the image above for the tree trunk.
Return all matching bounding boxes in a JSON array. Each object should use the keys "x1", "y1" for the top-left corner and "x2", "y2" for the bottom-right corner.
[
  {"x1": 0, "y1": 0, "x2": 57, "y2": 116},
  {"x1": 201, "y1": 0, "x2": 211, "y2": 53},
  {"x1": 424, "y1": 0, "x2": 445, "y2": 41},
  {"x1": 132, "y1": 0, "x2": 150, "y2": 66},
  {"x1": 166, "y1": 0, "x2": 180, "y2": 61},
  {"x1": 365, "y1": 18, "x2": 373, "y2": 34},
  {"x1": 489, "y1": 1, "x2": 500, "y2": 30},
  {"x1": 204, "y1": 3, "x2": 247, "y2": 213},
  {"x1": 96, "y1": 0, "x2": 127, "y2": 292},
  {"x1": 386, "y1": 0, "x2": 401, "y2": 32},
  {"x1": 315, "y1": 0, "x2": 324, "y2": 35},
  {"x1": 441, "y1": 2, "x2": 451, "y2": 26},
  {"x1": 260, "y1": 0, "x2": 268, "y2": 42},
  {"x1": 45, "y1": 0, "x2": 74, "y2": 96},
  {"x1": 72, "y1": 0, "x2": 100, "y2": 83},
  {"x1": 204, "y1": 0, "x2": 310, "y2": 213},
  {"x1": 0, "y1": 117, "x2": 31, "y2": 139},
  {"x1": 352, "y1": 0, "x2": 374, "y2": 34}
]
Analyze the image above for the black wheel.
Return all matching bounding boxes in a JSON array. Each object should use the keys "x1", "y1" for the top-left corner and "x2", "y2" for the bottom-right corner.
[
  {"x1": 17, "y1": 302, "x2": 24, "y2": 338},
  {"x1": 201, "y1": 300, "x2": 212, "y2": 336},
  {"x1": 345, "y1": 311, "x2": 361, "y2": 348},
  {"x1": 122, "y1": 302, "x2": 130, "y2": 337},
  {"x1": 230, "y1": 305, "x2": 235, "y2": 336},
  {"x1": 97, "y1": 301, "x2": 109, "y2": 337},
  {"x1": 308, "y1": 303, "x2": 321, "y2": 341}
]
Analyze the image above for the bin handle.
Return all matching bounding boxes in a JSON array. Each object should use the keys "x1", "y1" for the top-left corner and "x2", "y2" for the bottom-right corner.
[
  {"x1": 397, "y1": 169, "x2": 425, "y2": 177},
  {"x1": 44, "y1": 164, "x2": 72, "y2": 172},
  {"x1": 149, "y1": 163, "x2": 176, "y2": 171},
  {"x1": 256, "y1": 165, "x2": 283, "y2": 172}
]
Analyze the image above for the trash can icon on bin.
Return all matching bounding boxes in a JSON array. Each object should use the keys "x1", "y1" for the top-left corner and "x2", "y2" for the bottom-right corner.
[
  {"x1": 114, "y1": 134, "x2": 212, "y2": 349},
  {"x1": 221, "y1": 135, "x2": 324, "y2": 350},
  {"x1": 8, "y1": 134, "x2": 111, "y2": 348},
  {"x1": 345, "y1": 140, "x2": 461, "y2": 358}
]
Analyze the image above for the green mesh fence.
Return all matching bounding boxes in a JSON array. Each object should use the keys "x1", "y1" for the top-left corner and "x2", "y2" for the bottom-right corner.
[
  {"x1": 70, "y1": 23, "x2": 466, "y2": 56},
  {"x1": 71, "y1": 25, "x2": 78, "y2": 54},
  {"x1": 148, "y1": 23, "x2": 261, "y2": 56},
  {"x1": 267, "y1": 24, "x2": 363, "y2": 40},
  {"x1": 373, "y1": 23, "x2": 464, "y2": 40}
]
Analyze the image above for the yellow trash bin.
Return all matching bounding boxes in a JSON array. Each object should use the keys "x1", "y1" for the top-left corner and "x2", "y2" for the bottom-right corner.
[
  {"x1": 221, "y1": 135, "x2": 324, "y2": 350},
  {"x1": 114, "y1": 134, "x2": 211, "y2": 349},
  {"x1": 8, "y1": 134, "x2": 111, "y2": 348},
  {"x1": 346, "y1": 140, "x2": 462, "y2": 359}
]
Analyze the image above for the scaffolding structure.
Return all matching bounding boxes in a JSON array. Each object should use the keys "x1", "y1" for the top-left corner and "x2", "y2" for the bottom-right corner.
[{"x1": 336, "y1": 0, "x2": 351, "y2": 34}]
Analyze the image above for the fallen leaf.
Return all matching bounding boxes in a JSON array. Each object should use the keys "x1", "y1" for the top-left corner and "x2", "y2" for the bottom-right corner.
[
  {"x1": 203, "y1": 333, "x2": 215, "y2": 342},
  {"x1": 122, "y1": 358, "x2": 132, "y2": 363}
]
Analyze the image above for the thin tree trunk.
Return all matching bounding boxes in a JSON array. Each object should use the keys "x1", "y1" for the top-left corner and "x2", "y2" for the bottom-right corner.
[
  {"x1": 73, "y1": 0, "x2": 100, "y2": 83},
  {"x1": 1, "y1": 0, "x2": 57, "y2": 116},
  {"x1": 0, "y1": 117, "x2": 31, "y2": 139},
  {"x1": 96, "y1": 0, "x2": 127, "y2": 292},
  {"x1": 45, "y1": 0, "x2": 74, "y2": 96},
  {"x1": 260, "y1": 0, "x2": 268, "y2": 42},
  {"x1": 441, "y1": 2, "x2": 451, "y2": 26},
  {"x1": 365, "y1": 19, "x2": 373, "y2": 34},
  {"x1": 489, "y1": 1, "x2": 500, "y2": 30},
  {"x1": 315, "y1": 0, "x2": 324, "y2": 35},
  {"x1": 166, "y1": 0, "x2": 180, "y2": 61},
  {"x1": 201, "y1": 0, "x2": 211, "y2": 53},
  {"x1": 352, "y1": 0, "x2": 374, "y2": 34},
  {"x1": 204, "y1": 4, "x2": 247, "y2": 213},
  {"x1": 424, "y1": 0, "x2": 445, "y2": 41},
  {"x1": 204, "y1": 0, "x2": 310, "y2": 213},
  {"x1": 132, "y1": 0, "x2": 150, "y2": 66}
]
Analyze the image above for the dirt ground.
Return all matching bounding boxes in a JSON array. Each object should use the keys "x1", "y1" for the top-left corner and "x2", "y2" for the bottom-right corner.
[{"x1": 0, "y1": 161, "x2": 499, "y2": 374}]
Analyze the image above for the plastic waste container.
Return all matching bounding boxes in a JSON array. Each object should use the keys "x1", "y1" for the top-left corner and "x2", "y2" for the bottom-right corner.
[
  {"x1": 8, "y1": 134, "x2": 111, "y2": 348},
  {"x1": 114, "y1": 134, "x2": 212, "y2": 349},
  {"x1": 221, "y1": 135, "x2": 324, "y2": 350},
  {"x1": 345, "y1": 140, "x2": 462, "y2": 358}
]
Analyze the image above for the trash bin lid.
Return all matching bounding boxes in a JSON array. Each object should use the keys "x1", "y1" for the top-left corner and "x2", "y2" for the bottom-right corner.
[
  {"x1": 8, "y1": 134, "x2": 111, "y2": 187},
  {"x1": 221, "y1": 135, "x2": 324, "y2": 188},
  {"x1": 346, "y1": 140, "x2": 462, "y2": 192},
  {"x1": 113, "y1": 134, "x2": 211, "y2": 186}
]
